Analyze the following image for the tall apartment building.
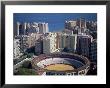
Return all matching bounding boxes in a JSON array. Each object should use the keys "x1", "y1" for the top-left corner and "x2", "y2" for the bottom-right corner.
[
  {"x1": 35, "y1": 38, "x2": 43, "y2": 55},
  {"x1": 15, "y1": 33, "x2": 42, "y2": 53},
  {"x1": 90, "y1": 39, "x2": 97, "y2": 61},
  {"x1": 16, "y1": 22, "x2": 20, "y2": 36},
  {"x1": 77, "y1": 18, "x2": 87, "y2": 33},
  {"x1": 65, "y1": 20, "x2": 77, "y2": 30},
  {"x1": 26, "y1": 33, "x2": 41, "y2": 48},
  {"x1": 38, "y1": 22, "x2": 49, "y2": 34},
  {"x1": 16, "y1": 22, "x2": 24, "y2": 36},
  {"x1": 43, "y1": 32, "x2": 57, "y2": 54},
  {"x1": 59, "y1": 33, "x2": 67, "y2": 49},
  {"x1": 77, "y1": 18, "x2": 86, "y2": 29},
  {"x1": 13, "y1": 39, "x2": 22, "y2": 59},
  {"x1": 15, "y1": 22, "x2": 49, "y2": 36},
  {"x1": 27, "y1": 22, "x2": 39, "y2": 34},
  {"x1": 65, "y1": 18, "x2": 87, "y2": 34},
  {"x1": 18, "y1": 35, "x2": 29, "y2": 52},
  {"x1": 69, "y1": 34, "x2": 77, "y2": 51},
  {"x1": 76, "y1": 34, "x2": 93, "y2": 58},
  {"x1": 58, "y1": 33, "x2": 77, "y2": 51}
]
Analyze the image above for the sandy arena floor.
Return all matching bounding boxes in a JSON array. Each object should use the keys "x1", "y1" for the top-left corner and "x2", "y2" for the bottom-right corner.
[{"x1": 44, "y1": 64, "x2": 74, "y2": 71}]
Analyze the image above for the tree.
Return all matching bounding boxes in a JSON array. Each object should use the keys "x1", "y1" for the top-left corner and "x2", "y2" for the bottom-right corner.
[
  {"x1": 16, "y1": 68, "x2": 37, "y2": 75},
  {"x1": 22, "y1": 61, "x2": 32, "y2": 69}
]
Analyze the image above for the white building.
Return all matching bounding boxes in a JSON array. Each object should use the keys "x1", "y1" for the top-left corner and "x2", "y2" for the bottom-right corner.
[
  {"x1": 69, "y1": 34, "x2": 77, "y2": 51},
  {"x1": 58, "y1": 33, "x2": 77, "y2": 51},
  {"x1": 43, "y1": 32, "x2": 57, "y2": 54},
  {"x1": 19, "y1": 35, "x2": 29, "y2": 52},
  {"x1": 27, "y1": 33, "x2": 42, "y2": 48},
  {"x1": 16, "y1": 22, "x2": 20, "y2": 36},
  {"x1": 14, "y1": 39, "x2": 22, "y2": 59}
]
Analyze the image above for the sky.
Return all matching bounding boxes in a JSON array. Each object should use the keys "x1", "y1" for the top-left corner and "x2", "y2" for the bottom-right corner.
[{"x1": 14, "y1": 13, "x2": 97, "y2": 32}]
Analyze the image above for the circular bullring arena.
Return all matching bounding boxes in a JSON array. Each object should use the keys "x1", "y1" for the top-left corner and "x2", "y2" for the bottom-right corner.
[{"x1": 32, "y1": 53, "x2": 90, "y2": 75}]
